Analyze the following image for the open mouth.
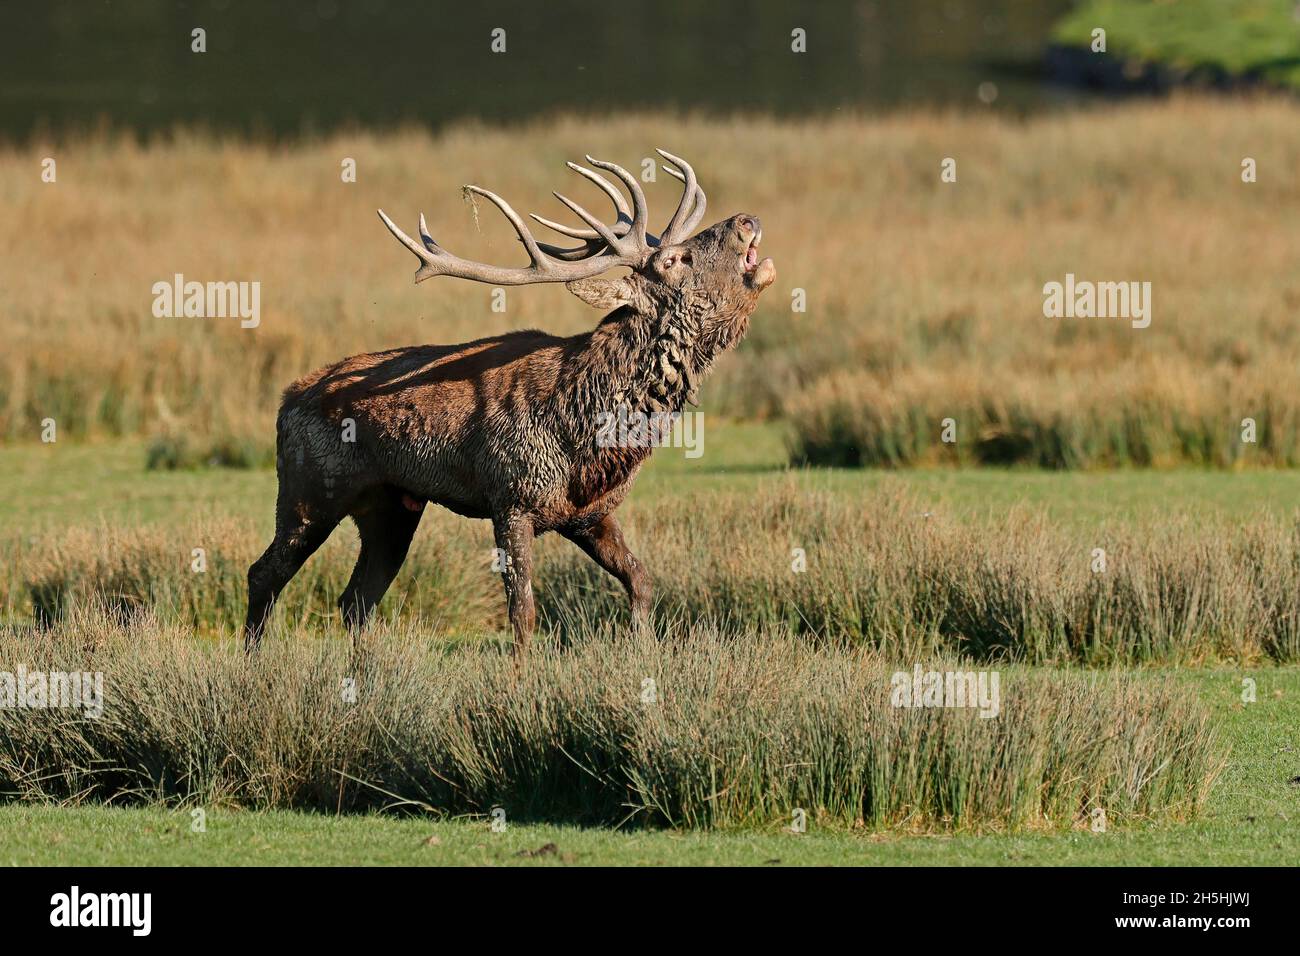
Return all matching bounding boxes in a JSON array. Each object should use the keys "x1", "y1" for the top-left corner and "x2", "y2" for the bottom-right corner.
[{"x1": 743, "y1": 231, "x2": 762, "y2": 271}]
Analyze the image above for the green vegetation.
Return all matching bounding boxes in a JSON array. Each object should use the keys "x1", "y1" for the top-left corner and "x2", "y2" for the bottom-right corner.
[
  {"x1": 10, "y1": 429, "x2": 1300, "y2": 665},
  {"x1": 10, "y1": 430, "x2": 1300, "y2": 533},
  {"x1": 5, "y1": 97, "x2": 1300, "y2": 862},
  {"x1": 0, "y1": 619, "x2": 1225, "y2": 829},
  {"x1": 1053, "y1": 1, "x2": 1300, "y2": 91},
  {"x1": 1, "y1": 429, "x2": 1295, "y2": 866},
  {"x1": 1, "y1": 667, "x2": 1293, "y2": 866},
  {"x1": 9, "y1": 430, "x2": 1300, "y2": 664}
]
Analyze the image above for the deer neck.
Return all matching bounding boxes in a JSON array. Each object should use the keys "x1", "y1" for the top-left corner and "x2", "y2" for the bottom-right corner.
[
  {"x1": 571, "y1": 305, "x2": 703, "y2": 422},
  {"x1": 560, "y1": 299, "x2": 750, "y2": 464}
]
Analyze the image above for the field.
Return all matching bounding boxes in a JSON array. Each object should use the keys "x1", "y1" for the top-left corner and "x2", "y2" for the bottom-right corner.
[
  {"x1": 1054, "y1": 0, "x2": 1300, "y2": 92},
  {"x1": 2, "y1": 426, "x2": 1299, "y2": 864},
  {"x1": 4, "y1": 98, "x2": 1300, "y2": 866},
  {"x1": 4, "y1": 99, "x2": 1300, "y2": 467}
]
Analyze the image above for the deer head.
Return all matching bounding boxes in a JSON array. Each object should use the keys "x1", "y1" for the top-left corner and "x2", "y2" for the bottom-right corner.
[{"x1": 377, "y1": 149, "x2": 775, "y2": 323}]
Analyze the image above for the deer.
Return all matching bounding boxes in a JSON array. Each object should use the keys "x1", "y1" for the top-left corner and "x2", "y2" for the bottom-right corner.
[{"x1": 244, "y1": 149, "x2": 774, "y2": 653}]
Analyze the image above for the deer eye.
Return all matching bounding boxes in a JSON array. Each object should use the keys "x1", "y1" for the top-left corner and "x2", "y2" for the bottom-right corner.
[{"x1": 679, "y1": 253, "x2": 692, "y2": 265}]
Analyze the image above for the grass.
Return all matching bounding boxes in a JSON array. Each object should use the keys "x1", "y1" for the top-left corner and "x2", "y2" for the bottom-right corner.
[
  {"x1": 13, "y1": 428, "x2": 1300, "y2": 531},
  {"x1": 0, "y1": 615, "x2": 1227, "y2": 830},
  {"x1": 5, "y1": 84, "x2": 1298, "y2": 866},
  {"x1": 8, "y1": 428, "x2": 1300, "y2": 664},
  {"x1": 13, "y1": 492, "x2": 1300, "y2": 663},
  {"x1": 2, "y1": 430, "x2": 1298, "y2": 861},
  {"x1": 786, "y1": 360, "x2": 1300, "y2": 468},
  {"x1": 1053, "y1": 1, "x2": 1300, "y2": 92},
  {"x1": 4, "y1": 98, "x2": 1300, "y2": 467},
  {"x1": 1, "y1": 667, "x2": 1293, "y2": 866}
]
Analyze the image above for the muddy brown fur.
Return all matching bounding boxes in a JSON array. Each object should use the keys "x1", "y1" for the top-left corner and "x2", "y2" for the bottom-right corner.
[{"x1": 245, "y1": 156, "x2": 774, "y2": 653}]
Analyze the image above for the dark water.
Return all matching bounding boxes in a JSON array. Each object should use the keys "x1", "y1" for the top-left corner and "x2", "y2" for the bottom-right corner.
[{"x1": 2, "y1": 0, "x2": 1087, "y2": 140}]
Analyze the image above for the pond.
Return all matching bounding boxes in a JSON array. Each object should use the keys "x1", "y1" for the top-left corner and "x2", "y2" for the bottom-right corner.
[{"x1": 2, "y1": 0, "x2": 1092, "y2": 140}]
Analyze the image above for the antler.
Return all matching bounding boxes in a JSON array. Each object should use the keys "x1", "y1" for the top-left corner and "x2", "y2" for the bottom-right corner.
[
  {"x1": 378, "y1": 150, "x2": 709, "y2": 283},
  {"x1": 656, "y1": 149, "x2": 708, "y2": 246},
  {"x1": 531, "y1": 149, "x2": 708, "y2": 257}
]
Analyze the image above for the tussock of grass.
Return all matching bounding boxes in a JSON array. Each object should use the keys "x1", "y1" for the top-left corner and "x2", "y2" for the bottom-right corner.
[
  {"x1": 145, "y1": 432, "x2": 274, "y2": 471},
  {"x1": 0, "y1": 611, "x2": 1225, "y2": 831},
  {"x1": 7, "y1": 518, "x2": 495, "y2": 636},
  {"x1": 545, "y1": 486, "x2": 1300, "y2": 664},
  {"x1": 9, "y1": 486, "x2": 1300, "y2": 664},
  {"x1": 786, "y1": 360, "x2": 1300, "y2": 468}
]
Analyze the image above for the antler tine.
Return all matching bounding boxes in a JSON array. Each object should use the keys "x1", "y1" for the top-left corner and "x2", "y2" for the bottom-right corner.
[
  {"x1": 530, "y1": 213, "x2": 601, "y2": 242},
  {"x1": 584, "y1": 155, "x2": 648, "y2": 251},
  {"x1": 657, "y1": 149, "x2": 698, "y2": 244},
  {"x1": 526, "y1": 229, "x2": 621, "y2": 264},
  {"x1": 528, "y1": 220, "x2": 609, "y2": 260},
  {"x1": 378, "y1": 208, "x2": 440, "y2": 266},
  {"x1": 657, "y1": 149, "x2": 708, "y2": 244},
  {"x1": 526, "y1": 156, "x2": 646, "y2": 258},
  {"x1": 463, "y1": 185, "x2": 547, "y2": 266},
  {"x1": 567, "y1": 161, "x2": 631, "y2": 221},
  {"x1": 661, "y1": 166, "x2": 708, "y2": 237},
  {"x1": 526, "y1": 160, "x2": 633, "y2": 243},
  {"x1": 534, "y1": 239, "x2": 604, "y2": 261},
  {"x1": 681, "y1": 184, "x2": 707, "y2": 236},
  {"x1": 552, "y1": 192, "x2": 623, "y2": 249},
  {"x1": 378, "y1": 152, "x2": 662, "y2": 286},
  {"x1": 417, "y1": 214, "x2": 439, "y2": 253}
]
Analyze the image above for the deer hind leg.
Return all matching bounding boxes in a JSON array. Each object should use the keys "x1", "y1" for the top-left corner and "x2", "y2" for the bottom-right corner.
[
  {"x1": 561, "y1": 514, "x2": 653, "y2": 634},
  {"x1": 339, "y1": 486, "x2": 424, "y2": 634},
  {"x1": 245, "y1": 496, "x2": 345, "y2": 653},
  {"x1": 492, "y1": 512, "x2": 536, "y2": 654}
]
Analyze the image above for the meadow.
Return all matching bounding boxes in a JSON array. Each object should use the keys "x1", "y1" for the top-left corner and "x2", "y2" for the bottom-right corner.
[
  {"x1": 2, "y1": 428, "x2": 1297, "y2": 863},
  {"x1": 7, "y1": 432, "x2": 1300, "y2": 666},
  {"x1": 0, "y1": 615, "x2": 1226, "y2": 829},
  {"x1": 1053, "y1": 0, "x2": 1300, "y2": 93},
  {"x1": 3, "y1": 97, "x2": 1300, "y2": 864},
  {"x1": 2, "y1": 97, "x2": 1299, "y2": 466}
]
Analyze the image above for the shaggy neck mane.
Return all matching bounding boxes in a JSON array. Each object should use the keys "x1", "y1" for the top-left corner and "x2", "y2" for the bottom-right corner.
[{"x1": 561, "y1": 299, "x2": 749, "y2": 438}]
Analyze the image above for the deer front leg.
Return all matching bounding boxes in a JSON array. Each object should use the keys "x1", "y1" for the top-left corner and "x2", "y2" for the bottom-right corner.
[
  {"x1": 561, "y1": 514, "x2": 653, "y2": 635},
  {"x1": 492, "y1": 512, "x2": 536, "y2": 653}
]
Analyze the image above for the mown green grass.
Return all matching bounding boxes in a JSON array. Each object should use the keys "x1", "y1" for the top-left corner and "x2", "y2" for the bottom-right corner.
[
  {"x1": 6, "y1": 423, "x2": 1300, "y2": 533},
  {"x1": 2, "y1": 668, "x2": 1294, "y2": 866},
  {"x1": 1053, "y1": 0, "x2": 1300, "y2": 90}
]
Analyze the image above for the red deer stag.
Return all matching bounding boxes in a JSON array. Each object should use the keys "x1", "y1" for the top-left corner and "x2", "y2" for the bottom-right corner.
[{"x1": 244, "y1": 150, "x2": 774, "y2": 652}]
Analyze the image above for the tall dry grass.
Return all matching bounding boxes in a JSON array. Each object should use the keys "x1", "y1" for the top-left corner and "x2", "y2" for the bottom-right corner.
[
  {"x1": 0, "y1": 611, "x2": 1224, "y2": 830},
  {"x1": 3, "y1": 98, "x2": 1299, "y2": 465},
  {"x1": 7, "y1": 484, "x2": 1300, "y2": 664},
  {"x1": 787, "y1": 357, "x2": 1300, "y2": 468}
]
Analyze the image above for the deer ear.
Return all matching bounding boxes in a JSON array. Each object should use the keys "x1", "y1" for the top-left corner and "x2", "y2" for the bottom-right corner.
[{"x1": 564, "y1": 275, "x2": 644, "y2": 311}]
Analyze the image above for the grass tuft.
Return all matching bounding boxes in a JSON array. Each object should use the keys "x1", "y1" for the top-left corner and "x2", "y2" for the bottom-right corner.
[
  {"x1": 0, "y1": 611, "x2": 1225, "y2": 831},
  {"x1": 9, "y1": 486, "x2": 1300, "y2": 664}
]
